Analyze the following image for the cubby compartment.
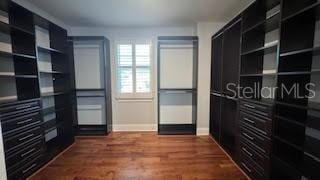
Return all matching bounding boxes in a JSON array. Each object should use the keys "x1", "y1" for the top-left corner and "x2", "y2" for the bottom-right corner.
[
  {"x1": 49, "y1": 23, "x2": 67, "y2": 51},
  {"x1": 302, "y1": 152, "x2": 320, "y2": 179},
  {"x1": 274, "y1": 117, "x2": 306, "y2": 147},
  {"x1": 13, "y1": 57, "x2": 38, "y2": 76},
  {"x1": 282, "y1": 0, "x2": 319, "y2": 20},
  {"x1": 11, "y1": 29, "x2": 36, "y2": 56},
  {"x1": 9, "y1": 3, "x2": 34, "y2": 34},
  {"x1": 0, "y1": 0, "x2": 8, "y2": 24},
  {"x1": 242, "y1": 0, "x2": 280, "y2": 53},
  {"x1": 280, "y1": 3, "x2": 320, "y2": 54},
  {"x1": 211, "y1": 35, "x2": 223, "y2": 92},
  {"x1": 0, "y1": 77, "x2": 17, "y2": 103},
  {"x1": 276, "y1": 74, "x2": 311, "y2": 106},
  {"x1": 273, "y1": 138, "x2": 304, "y2": 170},
  {"x1": 51, "y1": 53, "x2": 69, "y2": 73},
  {"x1": 0, "y1": 9, "x2": 8, "y2": 25},
  {"x1": 279, "y1": 52, "x2": 313, "y2": 72},
  {"x1": 240, "y1": 75, "x2": 276, "y2": 102},
  {"x1": 275, "y1": 104, "x2": 307, "y2": 124},
  {"x1": 242, "y1": 0, "x2": 280, "y2": 32},
  {"x1": 241, "y1": 48, "x2": 277, "y2": 75},
  {"x1": 271, "y1": 156, "x2": 302, "y2": 180},
  {"x1": 39, "y1": 73, "x2": 54, "y2": 94},
  {"x1": 15, "y1": 77, "x2": 40, "y2": 100},
  {"x1": 53, "y1": 74, "x2": 71, "y2": 93}
]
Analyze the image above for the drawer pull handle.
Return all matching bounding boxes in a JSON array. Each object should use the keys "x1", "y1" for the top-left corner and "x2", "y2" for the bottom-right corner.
[
  {"x1": 241, "y1": 162, "x2": 252, "y2": 173},
  {"x1": 19, "y1": 134, "x2": 35, "y2": 141},
  {"x1": 17, "y1": 118, "x2": 34, "y2": 125},
  {"x1": 16, "y1": 105, "x2": 32, "y2": 110},
  {"x1": 243, "y1": 117, "x2": 255, "y2": 124},
  {"x1": 242, "y1": 147, "x2": 253, "y2": 157},
  {"x1": 244, "y1": 104, "x2": 255, "y2": 109},
  {"x1": 243, "y1": 133, "x2": 254, "y2": 140},
  {"x1": 22, "y1": 163, "x2": 37, "y2": 174},
  {"x1": 21, "y1": 148, "x2": 36, "y2": 157}
]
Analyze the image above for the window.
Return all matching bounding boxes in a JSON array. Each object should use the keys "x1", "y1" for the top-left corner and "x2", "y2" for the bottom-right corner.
[{"x1": 116, "y1": 40, "x2": 152, "y2": 98}]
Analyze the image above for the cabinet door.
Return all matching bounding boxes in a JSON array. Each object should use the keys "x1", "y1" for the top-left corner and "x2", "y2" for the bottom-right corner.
[
  {"x1": 222, "y1": 20, "x2": 241, "y2": 95},
  {"x1": 210, "y1": 94, "x2": 221, "y2": 141},
  {"x1": 211, "y1": 35, "x2": 223, "y2": 92},
  {"x1": 220, "y1": 97, "x2": 238, "y2": 159}
]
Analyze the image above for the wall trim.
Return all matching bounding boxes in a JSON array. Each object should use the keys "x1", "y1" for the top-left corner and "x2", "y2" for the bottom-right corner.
[
  {"x1": 113, "y1": 124, "x2": 157, "y2": 132},
  {"x1": 197, "y1": 128, "x2": 209, "y2": 136}
]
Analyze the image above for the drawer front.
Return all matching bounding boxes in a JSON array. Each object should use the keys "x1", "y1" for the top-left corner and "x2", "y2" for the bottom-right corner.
[
  {"x1": 0, "y1": 100, "x2": 40, "y2": 118},
  {"x1": 240, "y1": 140, "x2": 269, "y2": 170},
  {"x1": 6, "y1": 139, "x2": 44, "y2": 171},
  {"x1": 240, "y1": 101, "x2": 272, "y2": 117},
  {"x1": 3, "y1": 126, "x2": 43, "y2": 151},
  {"x1": 240, "y1": 125, "x2": 271, "y2": 155},
  {"x1": 240, "y1": 153, "x2": 266, "y2": 180},
  {"x1": 8, "y1": 154, "x2": 43, "y2": 180},
  {"x1": 239, "y1": 111, "x2": 272, "y2": 137},
  {"x1": 1, "y1": 111, "x2": 42, "y2": 134}
]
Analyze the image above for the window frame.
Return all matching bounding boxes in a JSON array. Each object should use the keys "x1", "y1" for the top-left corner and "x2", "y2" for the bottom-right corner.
[{"x1": 115, "y1": 39, "x2": 154, "y2": 99}]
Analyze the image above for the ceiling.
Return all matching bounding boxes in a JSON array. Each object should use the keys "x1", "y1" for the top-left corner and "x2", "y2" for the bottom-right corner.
[{"x1": 26, "y1": 0, "x2": 254, "y2": 27}]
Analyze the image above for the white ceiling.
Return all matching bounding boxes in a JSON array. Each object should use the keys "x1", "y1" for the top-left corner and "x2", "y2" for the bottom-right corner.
[{"x1": 26, "y1": 0, "x2": 254, "y2": 27}]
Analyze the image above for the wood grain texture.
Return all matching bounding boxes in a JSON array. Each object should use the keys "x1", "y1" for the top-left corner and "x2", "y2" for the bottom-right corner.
[{"x1": 30, "y1": 132, "x2": 248, "y2": 180}]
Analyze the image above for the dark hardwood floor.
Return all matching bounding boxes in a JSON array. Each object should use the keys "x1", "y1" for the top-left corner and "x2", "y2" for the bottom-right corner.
[{"x1": 30, "y1": 132, "x2": 248, "y2": 180}]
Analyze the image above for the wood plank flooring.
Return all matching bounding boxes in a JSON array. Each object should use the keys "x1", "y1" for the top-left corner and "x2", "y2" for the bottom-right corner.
[{"x1": 30, "y1": 132, "x2": 248, "y2": 180}]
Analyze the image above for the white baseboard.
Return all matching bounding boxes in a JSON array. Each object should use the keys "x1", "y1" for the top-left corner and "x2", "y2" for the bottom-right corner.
[
  {"x1": 197, "y1": 128, "x2": 209, "y2": 136},
  {"x1": 113, "y1": 124, "x2": 157, "y2": 132}
]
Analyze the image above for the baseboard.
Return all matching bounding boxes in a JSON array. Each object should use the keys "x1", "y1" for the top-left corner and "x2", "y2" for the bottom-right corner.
[
  {"x1": 196, "y1": 128, "x2": 209, "y2": 136},
  {"x1": 76, "y1": 125, "x2": 108, "y2": 135},
  {"x1": 158, "y1": 124, "x2": 196, "y2": 135},
  {"x1": 113, "y1": 124, "x2": 157, "y2": 132}
]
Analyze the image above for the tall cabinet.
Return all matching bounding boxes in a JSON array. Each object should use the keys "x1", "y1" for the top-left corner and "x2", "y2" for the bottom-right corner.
[
  {"x1": 158, "y1": 36, "x2": 198, "y2": 135},
  {"x1": 210, "y1": 17, "x2": 242, "y2": 159},
  {"x1": 211, "y1": 0, "x2": 320, "y2": 179},
  {"x1": 70, "y1": 36, "x2": 112, "y2": 135},
  {"x1": 0, "y1": 1, "x2": 75, "y2": 179}
]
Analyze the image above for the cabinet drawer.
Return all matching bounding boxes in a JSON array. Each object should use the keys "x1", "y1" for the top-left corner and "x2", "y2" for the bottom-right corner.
[
  {"x1": 240, "y1": 140, "x2": 269, "y2": 170},
  {"x1": 0, "y1": 100, "x2": 40, "y2": 118},
  {"x1": 6, "y1": 139, "x2": 43, "y2": 171},
  {"x1": 240, "y1": 101, "x2": 272, "y2": 117},
  {"x1": 240, "y1": 125, "x2": 271, "y2": 155},
  {"x1": 1, "y1": 111, "x2": 42, "y2": 134},
  {"x1": 240, "y1": 153, "x2": 266, "y2": 180},
  {"x1": 8, "y1": 154, "x2": 43, "y2": 180},
  {"x1": 3, "y1": 126, "x2": 43, "y2": 151},
  {"x1": 239, "y1": 111, "x2": 272, "y2": 137}
]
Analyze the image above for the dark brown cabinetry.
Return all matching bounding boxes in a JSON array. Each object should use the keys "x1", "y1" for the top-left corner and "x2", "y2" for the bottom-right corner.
[
  {"x1": 211, "y1": 0, "x2": 320, "y2": 179},
  {"x1": 0, "y1": 1, "x2": 76, "y2": 179},
  {"x1": 210, "y1": 17, "x2": 242, "y2": 162}
]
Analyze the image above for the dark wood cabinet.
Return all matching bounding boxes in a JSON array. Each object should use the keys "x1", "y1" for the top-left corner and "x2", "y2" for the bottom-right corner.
[
  {"x1": 210, "y1": 94, "x2": 221, "y2": 141},
  {"x1": 0, "y1": 2, "x2": 76, "y2": 179},
  {"x1": 209, "y1": 0, "x2": 320, "y2": 179},
  {"x1": 211, "y1": 35, "x2": 223, "y2": 93},
  {"x1": 222, "y1": 20, "x2": 241, "y2": 95},
  {"x1": 220, "y1": 97, "x2": 238, "y2": 159}
]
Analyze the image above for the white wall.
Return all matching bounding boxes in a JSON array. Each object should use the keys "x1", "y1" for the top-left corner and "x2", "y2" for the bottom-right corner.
[
  {"x1": 196, "y1": 22, "x2": 226, "y2": 135},
  {"x1": 0, "y1": 124, "x2": 7, "y2": 180},
  {"x1": 69, "y1": 26, "x2": 197, "y2": 131}
]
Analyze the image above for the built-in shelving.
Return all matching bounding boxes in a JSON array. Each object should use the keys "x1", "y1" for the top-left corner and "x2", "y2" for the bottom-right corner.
[{"x1": 158, "y1": 36, "x2": 198, "y2": 135}]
